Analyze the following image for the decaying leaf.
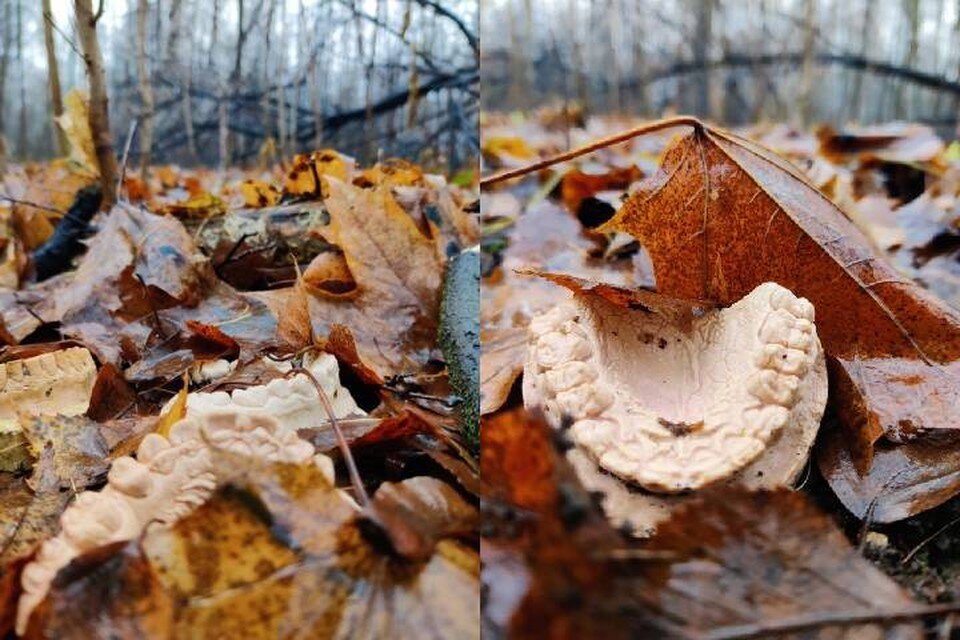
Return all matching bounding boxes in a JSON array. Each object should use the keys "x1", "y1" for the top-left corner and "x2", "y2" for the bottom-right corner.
[
  {"x1": 482, "y1": 409, "x2": 924, "y2": 639},
  {"x1": 22, "y1": 414, "x2": 110, "y2": 490},
  {"x1": 238, "y1": 179, "x2": 281, "y2": 208},
  {"x1": 30, "y1": 460, "x2": 479, "y2": 639},
  {"x1": 307, "y1": 180, "x2": 443, "y2": 381},
  {"x1": 635, "y1": 488, "x2": 922, "y2": 639},
  {"x1": 598, "y1": 120, "x2": 960, "y2": 520}
]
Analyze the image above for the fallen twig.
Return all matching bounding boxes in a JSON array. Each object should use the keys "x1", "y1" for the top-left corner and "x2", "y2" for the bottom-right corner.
[{"x1": 700, "y1": 601, "x2": 960, "y2": 640}]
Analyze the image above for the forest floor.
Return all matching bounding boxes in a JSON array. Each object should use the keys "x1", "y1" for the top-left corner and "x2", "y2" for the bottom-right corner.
[
  {"x1": 480, "y1": 108, "x2": 960, "y2": 636},
  {"x1": 0, "y1": 112, "x2": 481, "y2": 636}
]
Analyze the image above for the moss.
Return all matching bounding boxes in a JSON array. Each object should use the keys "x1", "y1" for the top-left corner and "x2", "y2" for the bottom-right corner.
[{"x1": 438, "y1": 247, "x2": 480, "y2": 452}]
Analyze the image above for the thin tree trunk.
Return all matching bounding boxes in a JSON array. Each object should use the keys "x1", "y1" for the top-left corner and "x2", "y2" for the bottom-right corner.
[
  {"x1": 74, "y1": 0, "x2": 118, "y2": 205},
  {"x1": 42, "y1": 0, "x2": 67, "y2": 155},
  {"x1": 0, "y1": 0, "x2": 11, "y2": 174},
  {"x1": 798, "y1": 0, "x2": 816, "y2": 126},
  {"x1": 692, "y1": 0, "x2": 713, "y2": 118},
  {"x1": 136, "y1": 0, "x2": 155, "y2": 179},
  {"x1": 17, "y1": 0, "x2": 26, "y2": 158}
]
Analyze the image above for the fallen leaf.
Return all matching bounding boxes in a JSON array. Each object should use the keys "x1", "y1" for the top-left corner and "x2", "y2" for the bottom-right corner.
[
  {"x1": 55, "y1": 89, "x2": 99, "y2": 177},
  {"x1": 283, "y1": 149, "x2": 353, "y2": 198},
  {"x1": 354, "y1": 159, "x2": 425, "y2": 189},
  {"x1": 22, "y1": 415, "x2": 110, "y2": 490},
  {"x1": 26, "y1": 541, "x2": 174, "y2": 639},
  {"x1": 36, "y1": 459, "x2": 480, "y2": 638},
  {"x1": 86, "y1": 363, "x2": 138, "y2": 422},
  {"x1": 154, "y1": 382, "x2": 187, "y2": 438},
  {"x1": 307, "y1": 180, "x2": 443, "y2": 381},
  {"x1": 636, "y1": 488, "x2": 921, "y2": 639},
  {"x1": 560, "y1": 164, "x2": 642, "y2": 214},
  {"x1": 481, "y1": 408, "x2": 637, "y2": 639},
  {"x1": 370, "y1": 476, "x2": 479, "y2": 561},
  {"x1": 160, "y1": 192, "x2": 227, "y2": 220},
  {"x1": 238, "y1": 179, "x2": 281, "y2": 208},
  {"x1": 482, "y1": 137, "x2": 536, "y2": 164}
]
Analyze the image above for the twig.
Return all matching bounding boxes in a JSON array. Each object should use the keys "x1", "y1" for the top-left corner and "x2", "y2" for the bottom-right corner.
[
  {"x1": 480, "y1": 116, "x2": 702, "y2": 187},
  {"x1": 43, "y1": 11, "x2": 83, "y2": 58},
  {"x1": 292, "y1": 365, "x2": 370, "y2": 508},
  {"x1": 0, "y1": 194, "x2": 64, "y2": 215},
  {"x1": 902, "y1": 513, "x2": 960, "y2": 565},
  {"x1": 700, "y1": 601, "x2": 960, "y2": 640},
  {"x1": 117, "y1": 120, "x2": 139, "y2": 200}
]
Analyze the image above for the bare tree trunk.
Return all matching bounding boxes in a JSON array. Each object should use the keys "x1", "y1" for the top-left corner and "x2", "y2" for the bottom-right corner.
[
  {"x1": 692, "y1": 0, "x2": 713, "y2": 118},
  {"x1": 42, "y1": 0, "x2": 67, "y2": 156},
  {"x1": 164, "y1": 0, "x2": 183, "y2": 68},
  {"x1": 895, "y1": 0, "x2": 920, "y2": 118},
  {"x1": 74, "y1": 0, "x2": 118, "y2": 205},
  {"x1": 798, "y1": 0, "x2": 816, "y2": 126},
  {"x1": 0, "y1": 0, "x2": 11, "y2": 174},
  {"x1": 136, "y1": 0, "x2": 155, "y2": 179},
  {"x1": 218, "y1": 91, "x2": 229, "y2": 169},
  {"x1": 16, "y1": 0, "x2": 26, "y2": 158},
  {"x1": 850, "y1": 0, "x2": 874, "y2": 121}
]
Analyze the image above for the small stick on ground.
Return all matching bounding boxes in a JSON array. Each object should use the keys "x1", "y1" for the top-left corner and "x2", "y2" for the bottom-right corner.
[
  {"x1": 292, "y1": 364, "x2": 370, "y2": 509},
  {"x1": 480, "y1": 116, "x2": 702, "y2": 187},
  {"x1": 701, "y1": 601, "x2": 960, "y2": 640}
]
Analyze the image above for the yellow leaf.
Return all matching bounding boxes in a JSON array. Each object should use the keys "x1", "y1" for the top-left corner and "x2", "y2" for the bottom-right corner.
[
  {"x1": 55, "y1": 90, "x2": 99, "y2": 178},
  {"x1": 161, "y1": 192, "x2": 227, "y2": 219},
  {"x1": 481, "y1": 136, "x2": 535, "y2": 161},
  {"x1": 239, "y1": 180, "x2": 281, "y2": 208},
  {"x1": 155, "y1": 381, "x2": 188, "y2": 439},
  {"x1": 283, "y1": 150, "x2": 353, "y2": 198},
  {"x1": 355, "y1": 159, "x2": 424, "y2": 189}
]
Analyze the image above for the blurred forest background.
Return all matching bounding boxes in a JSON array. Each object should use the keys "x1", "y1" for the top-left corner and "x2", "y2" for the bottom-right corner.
[
  {"x1": 0, "y1": 0, "x2": 478, "y2": 170},
  {"x1": 482, "y1": 0, "x2": 960, "y2": 134}
]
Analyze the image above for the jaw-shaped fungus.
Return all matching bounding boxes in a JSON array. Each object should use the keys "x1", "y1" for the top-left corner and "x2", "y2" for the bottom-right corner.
[
  {"x1": 16, "y1": 354, "x2": 361, "y2": 635},
  {"x1": 0, "y1": 347, "x2": 97, "y2": 432},
  {"x1": 524, "y1": 281, "x2": 828, "y2": 494}
]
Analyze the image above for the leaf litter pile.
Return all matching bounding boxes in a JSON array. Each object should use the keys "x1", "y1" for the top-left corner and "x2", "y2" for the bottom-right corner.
[
  {"x1": 0, "y1": 106, "x2": 480, "y2": 638},
  {"x1": 481, "y1": 109, "x2": 960, "y2": 638}
]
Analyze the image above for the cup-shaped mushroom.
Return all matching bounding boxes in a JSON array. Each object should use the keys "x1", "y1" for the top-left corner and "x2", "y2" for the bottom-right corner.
[{"x1": 524, "y1": 281, "x2": 828, "y2": 493}]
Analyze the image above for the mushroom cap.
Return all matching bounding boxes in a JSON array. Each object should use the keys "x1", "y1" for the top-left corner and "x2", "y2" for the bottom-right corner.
[{"x1": 524, "y1": 281, "x2": 828, "y2": 494}]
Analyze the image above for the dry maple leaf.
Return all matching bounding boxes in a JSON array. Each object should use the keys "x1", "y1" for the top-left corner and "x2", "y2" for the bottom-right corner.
[{"x1": 306, "y1": 179, "x2": 443, "y2": 381}]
